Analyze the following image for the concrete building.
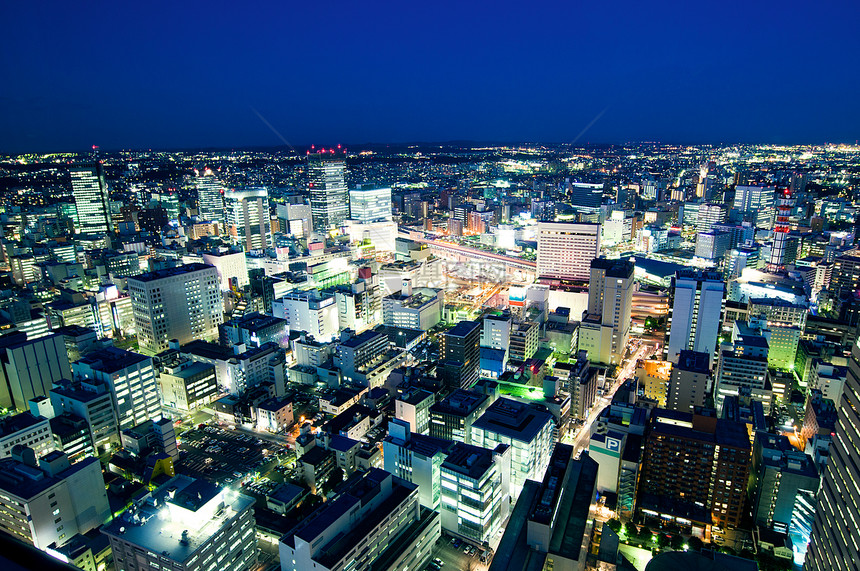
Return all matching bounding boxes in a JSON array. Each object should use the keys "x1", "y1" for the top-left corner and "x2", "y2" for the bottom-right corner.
[
  {"x1": 72, "y1": 347, "x2": 161, "y2": 432},
  {"x1": 308, "y1": 152, "x2": 349, "y2": 232},
  {"x1": 751, "y1": 433, "x2": 819, "y2": 533},
  {"x1": 666, "y1": 270, "x2": 725, "y2": 366},
  {"x1": 471, "y1": 398, "x2": 555, "y2": 499},
  {"x1": 224, "y1": 187, "x2": 272, "y2": 251},
  {"x1": 384, "y1": 419, "x2": 454, "y2": 510},
  {"x1": 334, "y1": 327, "x2": 403, "y2": 388},
  {"x1": 667, "y1": 350, "x2": 711, "y2": 413},
  {"x1": 536, "y1": 222, "x2": 601, "y2": 282},
  {"x1": 481, "y1": 313, "x2": 512, "y2": 367},
  {"x1": 733, "y1": 185, "x2": 776, "y2": 229},
  {"x1": 50, "y1": 379, "x2": 118, "y2": 452},
  {"x1": 156, "y1": 353, "x2": 218, "y2": 412},
  {"x1": 220, "y1": 312, "x2": 289, "y2": 349},
  {"x1": 714, "y1": 320, "x2": 772, "y2": 414},
  {"x1": 439, "y1": 320, "x2": 481, "y2": 390},
  {"x1": 348, "y1": 184, "x2": 392, "y2": 223},
  {"x1": 382, "y1": 283, "x2": 443, "y2": 331},
  {"x1": 120, "y1": 417, "x2": 179, "y2": 461},
  {"x1": 102, "y1": 475, "x2": 257, "y2": 571},
  {"x1": 273, "y1": 290, "x2": 338, "y2": 342},
  {"x1": 201, "y1": 249, "x2": 249, "y2": 291},
  {"x1": 0, "y1": 448, "x2": 108, "y2": 551},
  {"x1": 0, "y1": 333, "x2": 72, "y2": 411},
  {"x1": 70, "y1": 164, "x2": 112, "y2": 235},
  {"x1": 567, "y1": 351, "x2": 598, "y2": 422},
  {"x1": 395, "y1": 388, "x2": 434, "y2": 435},
  {"x1": 429, "y1": 389, "x2": 492, "y2": 445},
  {"x1": 0, "y1": 411, "x2": 54, "y2": 459},
  {"x1": 509, "y1": 320, "x2": 539, "y2": 362},
  {"x1": 279, "y1": 468, "x2": 440, "y2": 571},
  {"x1": 128, "y1": 264, "x2": 223, "y2": 355},
  {"x1": 440, "y1": 441, "x2": 511, "y2": 544},
  {"x1": 806, "y1": 340, "x2": 860, "y2": 571},
  {"x1": 582, "y1": 258, "x2": 634, "y2": 365},
  {"x1": 194, "y1": 167, "x2": 225, "y2": 224}
]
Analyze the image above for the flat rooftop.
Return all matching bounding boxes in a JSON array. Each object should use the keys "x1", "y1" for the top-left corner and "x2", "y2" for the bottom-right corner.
[
  {"x1": 128, "y1": 262, "x2": 215, "y2": 283},
  {"x1": 76, "y1": 346, "x2": 149, "y2": 374},
  {"x1": 472, "y1": 397, "x2": 553, "y2": 443}
]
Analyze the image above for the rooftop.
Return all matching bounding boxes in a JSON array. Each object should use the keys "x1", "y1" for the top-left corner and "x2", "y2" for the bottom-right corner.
[
  {"x1": 472, "y1": 397, "x2": 554, "y2": 443},
  {"x1": 128, "y1": 262, "x2": 216, "y2": 283},
  {"x1": 75, "y1": 346, "x2": 150, "y2": 374}
]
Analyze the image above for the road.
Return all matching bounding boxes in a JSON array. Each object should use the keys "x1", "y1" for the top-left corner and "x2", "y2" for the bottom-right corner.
[{"x1": 567, "y1": 341, "x2": 656, "y2": 455}]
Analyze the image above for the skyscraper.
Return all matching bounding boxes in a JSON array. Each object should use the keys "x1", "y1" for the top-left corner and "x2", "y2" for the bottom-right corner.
[
  {"x1": 535, "y1": 222, "x2": 601, "y2": 282},
  {"x1": 581, "y1": 258, "x2": 634, "y2": 365},
  {"x1": 70, "y1": 163, "x2": 112, "y2": 234},
  {"x1": 666, "y1": 269, "x2": 725, "y2": 365},
  {"x1": 439, "y1": 320, "x2": 481, "y2": 389},
  {"x1": 804, "y1": 339, "x2": 860, "y2": 571},
  {"x1": 308, "y1": 151, "x2": 349, "y2": 232},
  {"x1": 733, "y1": 185, "x2": 776, "y2": 229},
  {"x1": 348, "y1": 184, "x2": 392, "y2": 223},
  {"x1": 224, "y1": 187, "x2": 272, "y2": 251},
  {"x1": 194, "y1": 167, "x2": 225, "y2": 224},
  {"x1": 127, "y1": 263, "x2": 223, "y2": 354}
]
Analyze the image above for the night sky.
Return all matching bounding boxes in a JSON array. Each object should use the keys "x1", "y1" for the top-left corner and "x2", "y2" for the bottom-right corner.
[{"x1": 2, "y1": 1, "x2": 859, "y2": 153}]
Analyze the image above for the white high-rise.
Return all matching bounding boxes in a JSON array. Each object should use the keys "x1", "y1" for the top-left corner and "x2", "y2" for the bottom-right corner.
[
  {"x1": 536, "y1": 222, "x2": 601, "y2": 282},
  {"x1": 734, "y1": 185, "x2": 776, "y2": 229},
  {"x1": 128, "y1": 263, "x2": 223, "y2": 354},
  {"x1": 349, "y1": 184, "x2": 392, "y2": 223},
  {"x1": 309, "y1": 152, "x2": 349, "y2": 232},
  {"x1": 70, "y1": 164, "x2": 112, "y2": 234},
  {"x1": 225, "y1": 187, "x2": 272, "y2": 251},
  {"x1": 666, "y1": 269, "x2": 725, "y2": 365},
  {"x1": 195, "y1": 167, "x2": 225, "y2": 224}
]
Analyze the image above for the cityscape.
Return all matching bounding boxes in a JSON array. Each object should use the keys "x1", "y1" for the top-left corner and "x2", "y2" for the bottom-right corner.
[{"x1": 3, "y1": 3, "x2": 860, "y2": 571}]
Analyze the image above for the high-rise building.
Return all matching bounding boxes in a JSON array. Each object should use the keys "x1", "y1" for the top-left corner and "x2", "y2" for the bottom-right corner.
[
  {"x1": 0, "y1": 333, "x2": 72, "y2": 411},
  {"x1": 279, "y1": 468, "x2": 440, "y2": 571},
  {"x1": 666, "y1": 350, "x2": 711, "y2": 413},
  {"x1": 639, "y1": 409, "x2": 751, "y2": 529},
  {"x1": 70, "y1": 164, "x2": 112, "y2": 235},
  {"x1": 72, "y1": 346, "x2": 161, "y2": 432},
  {"x1": 714, "y1": 319, "x2": 772, "y2": 413},
  {"x1": 383, "y1": 419, "x2": 454, "y2": 510},
  {"x1": 733, "y1": 185, "x2": 776, "y2": 229},
  {"x1": 128, "y1": 263, "x2": 223, "y2": 354},
  {"x1": 103, "y1": 475, "x2": 257, "y2": 571},
  {"x1": 0, "y1": 449, "x2": 109, "y2": 551},
  {"x1": 348, "y1": 184, "x2": 392, "y2": 223},
  {"x1": 194, "y1": 167, "x2": 225, "y2": 224},
  {"x1": 805, "y1": 340, "x2": 860, "y2": 571},
  {"x1": 581, "y1": 258, "x2": 634, "y2": 365},
  {"x1": 666, "y1": 270, "x2": 725, "y2": 365},
  {"x1": 429, "y1": 389, "x2": 492, "y2": 444},
  {"x1": 308, "y1": 152, "x2": 349, "y2": 232},
  {"x1": 536, "y1": 222, "x2": 601, "y2": 282},
  {"x1": 696, "y1": 203, "x2": 727, "y2": 233},
  {"x1": 439, "y1": 320, "x2": 481, "y2": 389},
  {"x1": 224, "y1": 187, "x2": 272, "y2": 251}
]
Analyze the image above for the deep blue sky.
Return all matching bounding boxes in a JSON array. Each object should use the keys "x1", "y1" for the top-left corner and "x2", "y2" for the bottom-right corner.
[{"x1": 2, "y1": 1, "x2": 859, "y2": 153}]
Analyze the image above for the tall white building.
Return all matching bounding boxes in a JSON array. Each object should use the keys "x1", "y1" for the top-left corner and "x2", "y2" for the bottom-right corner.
[
  {"x1": 201, "y1": 249, "x2": 249, "y2": 291},
  {"x1": 102, "y1": 475, "x2": 257, "y2": 571},
  {"x1": 582, "y1": 258, "x2": 634, "y2": 365},
  {"x1": 0, "y1": 333, "x2": 73, "y2": 411},
  {"x1": 349, "y1": 184, "x2": 392, "y2": 223},
  {"x1": 194, "y1": 167, "x2": 225, "y2": 224},
  {"x1": 225, "y1": 187, "x2": 272, "y2": 252},
  {"x1": 128, "y1": 263, "x2": 223, "y2": 354},
  {"x1": 536, "y1": 222, "x2": 600, "y2": 281},
  {"x1": 308, "y1": 152, "x2": 349, "y2": 232},
  {"x1": 0, "y1": 449, "x2": 109, "y2": 551},
  {"x1": 70, "y1": 164, "x2": 112, "y2": 235},
  {"x1": 666, "y1": 269, "x2": 725, "y2": 365},
  {"x1": 273, "y1": 290, "x2": 339, "y2": 342},
  {"x1": 72, "y1": 346, "x2": 161, "y2": 432},
  {"x1": 734, "y1": 185, "x2": 776, "y2": 229}
]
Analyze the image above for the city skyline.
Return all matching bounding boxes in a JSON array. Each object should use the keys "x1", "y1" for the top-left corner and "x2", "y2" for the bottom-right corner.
[{"x1": 3, "y1": 1, "x2": 860, "y2": 153}]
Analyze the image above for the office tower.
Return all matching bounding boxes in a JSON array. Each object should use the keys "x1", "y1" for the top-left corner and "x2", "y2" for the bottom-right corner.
[
  {"x1": 224, "y1": 187, "x2": 272, "y2": 251},
  {"x1": 334, "y1": 327, "x2": 398, "y2": 388},
  {"x1": 120, "y1": 417, "x2": 179, "y2": 461},
  {"x1": 536, "y1": 222, "x2": 601, "y2": 281},
  {"x1": 50, "y1": 378, "x2": 118, "y2": 452},
  {"x1": 725, "y1": 246, "x2": 759, "y2": 280},
  {"x1": 73, "y1": 347, "x2": 161, "y2": 432},
  {"x1": 279, "y1": 468, "x2": 440, "y2": 571},
  {"x1": 155, "y1": 353, "x2": 218, "y2": 412},
  {"x1": 308, "y1": 151, "x2": 349, "y2": 232},
  {"x1": 831, "y1": 249, "x2": 860, "y2": 299},
  {"x1": 103, "y1": 476, "x2": 257, "y2": 571},
  {"x1": 0, "y1": 412, "x2": 54, "y2": 459},
  {"x1": 273, "y1": 290, "x2": 339, "y2": 342},
  {"x1": 491, "y1": 444, "x2": 599, "y2": 571},
  {"x1": 383, "y1": 419, "x2": 455, "y2": 510},
  {"x1": 439, "y1": 320, "x2": 481, "y2": 389},
  {"x1": 748, "y1": 297, "x2": 807, "y2": 370},
  {"x1": 348, "y1": 184, "x2": 392, "y2": 223},
  {"x1": 440, "y1": 441, "x2": 511, "y2": 545},
  {"x1": 568, "y1": 351, "x2": 598, "y2": 421},
  {"x1": 201, "y1": 249, "x2": 249, "y2": 291},
  {"x1": 69, "y1": 164, "x2": 112, "y2": 234},
  {"x1": 429, "y1": 389, "x2": 492, "y2": 444},
  {"x1": 219, "y1": 312, "x2": 289, "y2": 348},
  {"x1": 567, "y1": 182, "x2": 604, "y2": 209},
  {"x1": 750, "y1": 433, "x2": 819, "y2": 532},
  {"x1": 696, "y1": 203, "x2": 727, "y2": 233},
  {"x1": 49, "y1": 413, "x2": 96, "y2": 463},
  {"x1": 806, "y1": 341, "x2": 860, "y2": 571},
  {"x1": 194, "y1": 167, "x2": 225, "y2": 223},
  {"x1": 694, "y1": 230, "x2": 731, "y2": 261},
  {"x1": 580, "y1": 258, "x2": 634, "y2": 365},
  {"x1": 733, "y1": 185, "x2": 776, "y2": 229},
  {"x1": 382, "y1": 283, "x2": 443, "y2": 331},
  {"x1": 509, "y1": 321, "x2": 539, "y2": 362},
  {"x1": 0, "y1": 333, "x2": 72, "y2": 412},
  {"x1": 394, "y1": 388, "x2": 434, "y2": 435},
  {"x1": 639, "y1": 409, "x2": 751, "y2": 529},
  {"x1": 666, "y1": 350, "x2": 711, "y2": 413},
  {"x1": 471, "y1": 398, "x2": 555, "y2": 498},
  {"x1": 178, "y1": 340, "x2": 286, "y2": 396},
  {"x1": 128, "y1": 263, "x2": 223, "y2": 354},
  {"x1": 0, "y1": 448, "x2": 108, "y2": 551},
  {"x1": 482, "y1": 313, "x2": 512, "y2": 355},
  {"x1": 666, "y1": 269, "x2": 725, "y2": 365},
  {"x1": 714, "y1": 320, "x2": 772, "y2": 414}
]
